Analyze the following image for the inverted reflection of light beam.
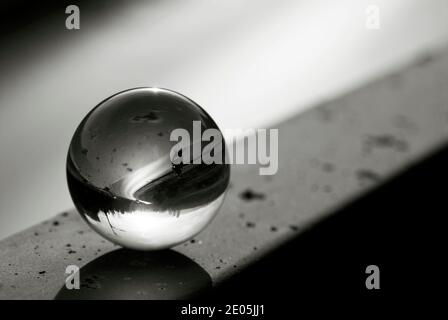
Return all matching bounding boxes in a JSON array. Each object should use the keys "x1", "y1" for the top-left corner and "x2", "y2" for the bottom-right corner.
[
  {"x1": 111, "y1": 155, "x2": 172, "y2": 201},
  {"x1": 85, "y1": 194, "x2": 225, "y2": 250}
]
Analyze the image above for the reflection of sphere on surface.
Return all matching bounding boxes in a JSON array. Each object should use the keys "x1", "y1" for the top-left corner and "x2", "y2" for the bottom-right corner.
[
  {"x1": 55, "y1": 249, "x2": 212, "y2": 300},
  {"x1": 67, "y1": 88, "x2": 230, "y2": 250}
]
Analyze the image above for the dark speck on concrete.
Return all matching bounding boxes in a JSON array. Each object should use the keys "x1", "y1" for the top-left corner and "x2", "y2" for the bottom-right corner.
[
  {"x1": 38, "y1": 271, "x2": 46, "y2": 275},
  {"x1": 240, "y1": 189, "x2": 265, "y2": 201},
  {"x1": 127, "y1": 167, "x2": 133, "y2": 172},
  {"x1": 270, "y1": 226, "x2": 278, "y2": 232},
  {"x1": 290, "y1": 225, "x2": 299, "y2": 232},
  {"x1": 34, "y1": 232, "x2": 39, "y2": 236},
  {"x1": 157, "y1": 132, "x2": 163, "y2": 137},
  {"x1": 364, "y1": 134, "x2": 409, "y2": 153},
  {"x1": 81, "y1": 148, "x2": 88, "y2": 155},
  {"x1": 78, "y1": 231, "x2": 84, "y2": 234},
  {"x1": 190, "y1": 239, "x2": 196, "y2": 244},
  {"x1": 61, "y1": 212, "x2": 69, "y2": 217},
  {"x1": 322, "y1": 162, "x2": 335, "y2": 173},
  {"x1": 357, "y1": 169, "x2": 381, "y2": 184},
  {"x1": 68, "y1": 250, "x2": 77, "y2": 254},
  {"x1": 52, "y1": 221, "x2": 59, "y2": 226},
  {"x1": 122, "y1": 163, "x2": 128, "y2": 167},
  {"x1": 82, "y1": 245, "x2": 86, "y2": 248},
  {"x1": 246, "y1": 222, "x2": 256, "y2": 228},
  {"x1": 96, "y1": 156, "x2": 100, "y2": 160},
  {"x1": 415, "y1": 53, "x2": 436, "y2": 67},
  {"x1": 253, "y1": 246, "x2": 258, "y2": 251},
  {"x1": 66, "y1": 244, "x2": 71, "y2": 247}
]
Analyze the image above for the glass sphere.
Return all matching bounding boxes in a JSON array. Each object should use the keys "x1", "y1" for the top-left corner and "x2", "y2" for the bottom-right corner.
[{"x1": 67, "y1": 88, "x2": 230, "y2": 250}]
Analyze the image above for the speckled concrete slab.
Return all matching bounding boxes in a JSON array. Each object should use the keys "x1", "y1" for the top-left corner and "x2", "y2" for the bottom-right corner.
[{"x1": 2, "y1": 49, "x2": 448, "y2": 299}]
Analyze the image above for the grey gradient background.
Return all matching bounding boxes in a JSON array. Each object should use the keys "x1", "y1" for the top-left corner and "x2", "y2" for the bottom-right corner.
[{"x1": 1, "y1": 0, "x2": 448, "y2": 240}]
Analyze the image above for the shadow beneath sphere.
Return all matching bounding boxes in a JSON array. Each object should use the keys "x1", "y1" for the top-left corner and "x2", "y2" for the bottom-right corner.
[{"x1": 55, "y1": 249, "x2": 211, "y2": 300}]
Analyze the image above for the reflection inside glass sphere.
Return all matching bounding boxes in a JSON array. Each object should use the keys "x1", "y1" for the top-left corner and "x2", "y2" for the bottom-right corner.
[{"x1": 67, "y1": 87, "x2": 230, "y2": 250}]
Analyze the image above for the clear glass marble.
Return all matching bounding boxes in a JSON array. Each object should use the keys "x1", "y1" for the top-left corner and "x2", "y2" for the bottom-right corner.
[{"x1": 67, "y1": 88, "x2": 230, "y2": 250}]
